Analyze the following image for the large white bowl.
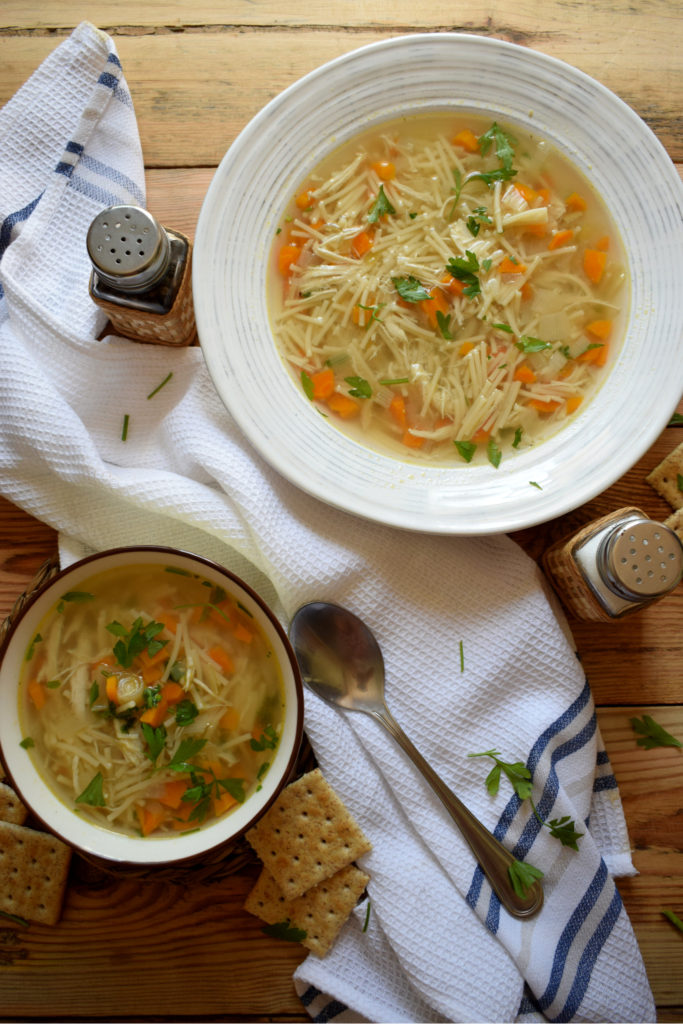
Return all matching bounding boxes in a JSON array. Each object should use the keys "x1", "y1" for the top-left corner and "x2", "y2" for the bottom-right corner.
[
  {"x1": 0, "y1": 547, "x2": 304, "y2": 867},
  {"x1": 193, "y1": 33, "x2": 683, "y2": 535}
]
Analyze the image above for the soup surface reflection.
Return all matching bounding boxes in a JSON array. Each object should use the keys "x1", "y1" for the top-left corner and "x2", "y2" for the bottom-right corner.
[
  {"x1": 269, "y1": 114, "x2": 627, "y2": 466},
  {"x1": 20, "y1": 564, "x2": 284, "y2": 838}
]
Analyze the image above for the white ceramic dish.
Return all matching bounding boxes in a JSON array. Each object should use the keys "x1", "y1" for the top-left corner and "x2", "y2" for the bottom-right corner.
[
  {"x1": 0, "y1": 547, "x2": 303, "y2": 867},
  {"x1": 193, "y1": 33, "x2": 683, "y2": 535}
]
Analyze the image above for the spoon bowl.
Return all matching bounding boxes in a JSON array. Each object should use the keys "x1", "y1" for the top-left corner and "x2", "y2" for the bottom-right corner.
[{"x1": 289, "y1": 600, "x2": 543, "y2": 919}]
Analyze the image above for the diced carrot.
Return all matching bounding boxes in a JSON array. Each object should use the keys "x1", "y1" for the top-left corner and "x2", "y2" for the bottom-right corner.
[
  {"x1": 520, "y1": 282, "x2": 534, "y2": 301},
  {"x1": 566, "y1": 192, "x2": 587, "y2": 212},
  {"x1": 440, "y1": 273, "x2": 464, "y2": 297},
  {"x1": 160, "y1": 780, "x2": 189, "y2": 810},
  {"x1": 310, "y1": 368, "x2": 335, "y2": 401},
  {"x1": 161, "y1": 681, "x2": 185, "y2": 705},
  {"x1": 28, "y1": 681, "x2": 46, "y2": 710},
  {"x1": 213, "y1": 790, "x2": 238, "y2": 817},
  {"x1": 142, "y1": 664, "x2": 164, "y2": 686},
  {"x1": 578, "y1": 343, "x2": 609, "y2": 367},
  {"x1": 548, "y1": 229, "x2": 574, "y2": 250},
  {"x1": 565, "y1": 395, "x2": 584, "y2": 414},
  {"x1": 371, "y1": 160, "x2": 395, "y2": 180},
  {"x1": 156, "y1": 613, "x2": 178, "y2": 635},
  {"x1": 326, "y1": 392, "x2": 360, "y2": 419},
  {"x1": 137, "y1": 801, "x2": 167, "y2": 837},
  {"x1": 536, "y1": 188, "x2": 551, "y2": 204},
  {"x1": 171, "y1": 800, "x2": 197, "y2": 829},
  {"x1": 524, "y1": 223, "x2": 548, "y2": 238},
  {"x1": 91, "y1": 654, "x2": 116, "y2": 671},
  {"x1": 585, "y1": 319, "x2": 613, "y2": 340},
  {"x1": 452, "y1": 129, "x2": 479, "y2": 153},
  {"x1": 389, "y1": 394, "x2": 407, "y2": 429},
  {"x1": 140, "y1": 699, "x2": 169, "y2": 728},
  {"x1": 471, "y1": 427, "x2": 490, "y2": 443},
  {"x1": 295, "y1": 189, "x2": 314, "y2": 210},
  {"x1": 401, "y1": 430, "x2": 424, "y2": 449},
  {"x1": 219, "y1": 706, "x2": 240, "y2": 731},
  {"x1": 420, "y1": 286, "x2": 450, "y2": 328},
  {"x1": 351, "y1": 229, "x2": 374, "y2": 259},
  {"x1": 209, "y1": 645, "x2": 235, "y2": 675},
  {"x1": 139, "y1": 644, "x2": 169, "y2": 670},
  {"x1": 105, "y1": 675, "x2": 119, "y2": 704},
  {"x1": 514, "y1": 364, "x2": 537, "y2": 384},
  {"x1": 513, "y1": 182, "x2": 538, "y2": 205},
  {"x1": 596, "y1": 235, "x2": 610, "y2": 251},
  {"x1": 233, "y1": 621, "x2": 253, "y2": 644},
  {"x1": 498, "y1": 256, "x2": 527, "y2": 274},
  {"x1": 583, "y1": 249, "x2": 606, "y2": 284},
  {"x1": 527, "y1": 399, "x2": 562, "y2": 413},
  {"x1": 277, "y1": 243, "x2": 301, "y2": 276},
  {"x1": 459, "y1": 341, "x2": 475, "y2": 357}
]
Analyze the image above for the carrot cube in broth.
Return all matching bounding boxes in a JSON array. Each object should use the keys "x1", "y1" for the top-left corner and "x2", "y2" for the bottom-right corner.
[
  {"x1": 326, "y1": 392, "x2": 360, "y2": 419},
  {"x1": 452, "y1": 129, "x2": 479, "y2": 152}
]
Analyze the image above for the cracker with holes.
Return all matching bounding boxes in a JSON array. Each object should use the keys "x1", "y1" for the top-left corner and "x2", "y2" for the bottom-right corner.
[
  {"x1": 245, "y1": 768, "x2": 371, "y2": 900},
  {"x1": 646, "y1": 440, "x2": 683, "y2": 509},
  {"x1": 245, "y1": 862, "x2": 369, "y2": 957},
  {"x1": 0, "y1": 782, "x2": 28, "y2": 825},
  {"x1": 664, "y1": 507, "x2": 683, "y2": 542},
  {"x1": 0, "y1": 820, "x2": 71, "y2": 925}
]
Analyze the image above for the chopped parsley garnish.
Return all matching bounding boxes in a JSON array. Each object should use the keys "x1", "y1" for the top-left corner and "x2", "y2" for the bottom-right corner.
[
  {"x1": 121, "y1": 414, "x2": 130, "y2": 442},
  {"x1": 379, "y1": 377, "x2": 410, "y2": 386},
  {"x1": 663, "y1": 909, "x2": 683, "y2": 934},
  {"x1": 174, "y1": 699, "x2": 199, "y2": 726},
  {"x1": 106, "y1": 617, "x2": 167, "y2": 669},
  {"x1": 301, "y1": 369, "x2": 314, "y2": 400},
  {"x1": 182, "y1": 770, "x2": 246, "y2": 823},
  {"x1": 25, "y1": 633, "x2": 42, "y2": 661},
  {"x1": 166, "y1": 737, "x2": 208, "y2": 772},
  {"x1": 487, "y1": 438, "x2": 502, "y2": 469},
  {"x1": 512, "y1": 427, "x2": 523, "y2": 449},
  {"x1": 261, "y1": 918, "x2": 307, "y2": 942},
  {"x1": 515, "y1": 335, "x2": 552, "y2": 354},
  {"x1": 392, "y1": 275, "x2": 432, "y2": 303},
  {"x1": 436, "y1": 311, "x2": 453, "y2": 340},
  {"x1": 367, "y1": 184, "x2": 396, "y2": 223},
  {"x1": 356, "y1": 302, "x2": 384, "y2": 326},
  {"x1": 509, "y1": 859, "x2": 544, "y2": 898},
  {"x1": 454, "y1": 440, "x2": 477, "y2": 463},
  {"x1": 251, "y1": 725, "x2": 278, "y2": 752},
  {"x1": 529, "y1": 481, "x2": 542, "y2": 489},
  {"x1": 362, "y1": 900, "x2": 372, "y2": 932},
  {"x1": 445, "y1": 251, "x2": 481, "y2": 298},
  {"x1": 345, "y1": 376, "x2": 372, "y2": 399},
  {"x1": 89, "y1": 681, "x2": 99, "y2": 707},
  {"x1": 143, "y1": 685, "x2": 162, "y2": 709},
  {"x1": 141, "y1": 722, "x2": 167, "y2": 762},
  {"x1": 76, "y1": 771, "x2": 106, "y2": 808},
  {"x1": 147, "y1": 372, "x2": 173, "y2": 399},
  {"x1": 669, "y1": 412, "x2": 683, "y2": 426},
  {"x1": 19, "y1": 737, "x2": 34, "y2": 750},
  {"x1": 629, "y1": 714, "x2": 682, "y2": 750},
  {"x1": 45, "y1": 679, "x2": 61, "y2": 689},
  {"x1": 466, "y1": 207, "x2": 492, "y2": 236}
]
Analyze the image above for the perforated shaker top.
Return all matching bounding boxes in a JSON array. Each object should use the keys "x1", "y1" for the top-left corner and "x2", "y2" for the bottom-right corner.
[
  {"x1": 600, "y1": 519, "x2": 683, "y2": 599},
  {"x1": 86, "y1": 206, "x2": 170, "y2": 293}
]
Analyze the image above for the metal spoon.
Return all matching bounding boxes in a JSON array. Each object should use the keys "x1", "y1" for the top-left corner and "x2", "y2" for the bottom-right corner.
[{"x1": 289, "y1": 601, "x2": 543, "y2": 919}]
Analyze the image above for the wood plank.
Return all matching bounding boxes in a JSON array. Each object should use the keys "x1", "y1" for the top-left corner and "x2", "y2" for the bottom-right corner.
[{"x1": 0, "y1": 25, "x2": 680, "y2": 165}]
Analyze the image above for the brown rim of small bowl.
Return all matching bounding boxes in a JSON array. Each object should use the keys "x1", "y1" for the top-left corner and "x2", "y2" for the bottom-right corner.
[{"x1": 0, "y1": 545, "x2": 305, "y2": 868}]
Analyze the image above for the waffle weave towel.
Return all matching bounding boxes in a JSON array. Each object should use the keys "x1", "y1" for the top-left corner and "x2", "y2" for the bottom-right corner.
[{"x1": 0, "y1": 23, "x2": 655, "y2": 1023}]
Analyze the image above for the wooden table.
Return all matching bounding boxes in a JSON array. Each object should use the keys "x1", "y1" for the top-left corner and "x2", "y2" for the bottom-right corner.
[{"x1": 1, "y1": 3, "x2": 682, "y2": 1020}]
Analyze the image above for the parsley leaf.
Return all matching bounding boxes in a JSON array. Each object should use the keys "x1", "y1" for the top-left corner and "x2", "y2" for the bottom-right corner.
[
  {"x1": 251, "y1": 725, "x2": 278, "y2": 752},
  {"x1": 392, "y1": 276, "x2": 432, "y2": 303},
  {"x1": 512, "y1": 427, "x2": 523, "y2": 449},
  {"x1": 25, "y1": 633, "x2": 42, "y2": 661},
  {"x1": 546, "y1": 815, "x2": 584, "y2": 851},
  {"x1": 261, "y1": 918, "x2": 308, "y2": 942},
  {"x1": 345, "y1": 376, "x2": 372, "y2": 399},
  {"x1": 487, "y1": 438, "x2": 502, "y2": 469},
  {"x1": 166, "y1": 737, "x2": 208, "y2": 772},
  {"x1": 19, "y1": 737, "x2": 34, "y2": 749},
  {"x1": 367, "y1": 184, "x2": 396, "y2": 223},
  {"x1": 516, "y1": 335, "x2": 552, "y2": 353},
  {"x1": 509, "y1": 859, "x2": 544, "y2": 898},
  {"x1": 76, "y1": 771, "x2": 106, "y2": 807},
  {"x1": 436, "y1": 310, "x2": 453, "y2": 339},
  {"x1": 175, "y1": 699, "x2": 199, "y2": 726},
  {"x1": 468, "y1": 750, "x2": 533, "y2": 800},
  {"x1": 454, "y1": 440, "x2": 477, "y2": 463},
  {"x1": 629, "y1": 715, "x2": 682, "y2": 750},
  {"x1": 143, "y1": 685, "x2": 162, "y2": 709},
  {"x1": 141, "y1": 722, "x2": 167, "y2": 762},
  {"x1": 301, "y1": 370, "x2": 314, "y2": 400},
  {"x1": 106, "y1": 617, "x2": 167, "y2": 669},
  {"x1": 445, "y1": 251, "x2": 481, "y2": 298},
  {"x1": 478, "y1": 122, "x2": 517, "y2": 173},
  {"x1": 669, "y1": 412, "x2": 683, "y2": 426}
]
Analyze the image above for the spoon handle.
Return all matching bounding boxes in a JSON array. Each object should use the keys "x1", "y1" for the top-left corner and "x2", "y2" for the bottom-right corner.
[{"x1": 372, "y1": 706, "x2": 543, "y2": 919}]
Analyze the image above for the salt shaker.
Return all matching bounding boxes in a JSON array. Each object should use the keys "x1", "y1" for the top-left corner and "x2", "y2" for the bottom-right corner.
[
  {"x1": 86, "y1": 205, "x2": 197, "y2": 346},
  {"x1": 542, "y1": 506, "x2": 683, "y2": 621}
]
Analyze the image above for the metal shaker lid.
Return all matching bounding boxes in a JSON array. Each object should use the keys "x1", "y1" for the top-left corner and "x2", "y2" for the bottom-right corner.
[
  {"x1": 597, "y1": 518, "x2": 683, "y2": 601},
  {"x1": 86, "y1": 206, "x2": 170, "y2": 293}
]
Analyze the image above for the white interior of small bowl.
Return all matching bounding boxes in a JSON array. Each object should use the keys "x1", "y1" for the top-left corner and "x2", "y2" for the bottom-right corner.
[
  {"x1": 0, "y1": 548, "x2": 303, "y2": 865},
  {"x1": 193, "y1": 33, "x2": 683, "y2": 534}
]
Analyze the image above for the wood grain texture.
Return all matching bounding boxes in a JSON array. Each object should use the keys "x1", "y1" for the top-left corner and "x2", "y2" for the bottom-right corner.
[{"x1": 1, "y1": 4, "x2": 682, "y2": 1020}]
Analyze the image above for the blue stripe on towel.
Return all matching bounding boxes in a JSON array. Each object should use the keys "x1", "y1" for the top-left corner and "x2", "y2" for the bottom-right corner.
[
  {"x1": 536, "y1": 859, "x2": 608, "y2": 1011},
  {"x1": 80, "y1": 154, "x2": 145, "y2": 205},
  {"x1": 313, "y1": 999, "x2": 347, "y2": 1023},
  {"x1": 98, "y1": 71, "x2": 120, "y2": 90},
  {"x1": 466, "y1": 678, "x2": 593, "y2": 914},
  {"x1": 299, "y1": 985, "x2": 322, "y2": 1007},
  {"x1": 67, "y1": 173, "x2": 144, "y2": 210},
  {"x1": 596, "y1": 748, "x2": 610, "y2": 766},
  {"x1": 593, "y1": 773, "x2": 618, "y2": 791},
  {"x1": 0, "y1": 192, "x2": 44, "y2": 298},
  {"x1": 552, "y1": 886, "x2": 623, "y2": 1022}
]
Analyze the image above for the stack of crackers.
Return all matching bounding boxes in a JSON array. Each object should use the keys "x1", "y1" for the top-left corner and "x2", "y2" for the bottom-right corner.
[
  {"x1": 646, "y1": 439, "x2": 683, "y2": 539},
  {"x1": 244, "y1": 768, "x2": 371, "y2": 957},
  {"x1": 0, "y1": 767, "x2": 71, "y2": 926}
]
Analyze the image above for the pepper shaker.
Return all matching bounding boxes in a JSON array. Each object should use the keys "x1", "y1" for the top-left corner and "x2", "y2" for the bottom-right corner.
[
  {"x1": 86, "y1": 205, "x2": 197, "y2": 346},
  {"x1": 542, "y1": 506, "x2": 683, "y2": 621}
]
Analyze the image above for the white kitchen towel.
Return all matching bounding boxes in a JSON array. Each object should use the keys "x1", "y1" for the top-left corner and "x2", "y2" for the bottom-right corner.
[{"x1": 0, "y1": 23, "x2": 655, "y2": 1024}]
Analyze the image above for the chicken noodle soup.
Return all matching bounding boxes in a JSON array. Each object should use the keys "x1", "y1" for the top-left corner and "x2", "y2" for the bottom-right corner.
[
  {"x1": 20, "y1": 564, "x2": 285, "y2": 838},
  {"x1": 269, "y1": 114, "x2": 627, "y2": 465}
]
